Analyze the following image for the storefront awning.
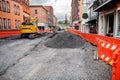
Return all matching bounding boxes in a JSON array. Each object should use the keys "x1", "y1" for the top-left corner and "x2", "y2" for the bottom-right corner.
[
  {"x1": 86, "y1": 18, "x2": 96, "y2": 23},
  {"x1": 94, "y1": 0, "x2": 112, "y2": 11}
]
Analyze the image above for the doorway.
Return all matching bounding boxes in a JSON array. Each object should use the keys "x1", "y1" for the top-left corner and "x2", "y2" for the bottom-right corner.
[
  {"x1": 106, "y1": 13, "x2": 114, "y2": 37},
  {"x1": 108, "y1": 14, "x2": 114, "y2": 33}
]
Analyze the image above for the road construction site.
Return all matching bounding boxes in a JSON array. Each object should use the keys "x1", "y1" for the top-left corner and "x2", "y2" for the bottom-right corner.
[{"x1": 0, "y1": 32, "x2": 111, "y2": 80}]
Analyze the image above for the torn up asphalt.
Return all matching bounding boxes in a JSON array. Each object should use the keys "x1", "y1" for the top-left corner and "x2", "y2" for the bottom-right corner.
[{"x1": 0, "y1": 32, "x2": 111, "y2": 80}]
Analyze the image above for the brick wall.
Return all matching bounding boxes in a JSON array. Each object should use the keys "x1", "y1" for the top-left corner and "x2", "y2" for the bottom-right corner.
[{"x1": 30, "y1": 6, "x2": 48, "y2": 24}]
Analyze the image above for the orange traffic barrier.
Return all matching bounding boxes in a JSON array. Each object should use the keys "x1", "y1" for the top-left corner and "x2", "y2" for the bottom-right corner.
[
  {"x1": 38, "y1": 29, "x2": 50, "y2": 33},
  {"x1": 44, "y1": 29, "x2": 50, "y2": 32},
  {"x1": 67, "y1": 28, "x2": 97, "y2": 45},
  {"x1": 0, "y1": 30, "x2": 21, "y2": 38},
  {"x1": 67, "y1": 28, "x2": 120, "y2": 80},
  {"x1": 97, "y1": 38, "x2": 119, "y2": 65},
  {"x1": 112, "y1": 48, "x2": 120, "y2": 80}
]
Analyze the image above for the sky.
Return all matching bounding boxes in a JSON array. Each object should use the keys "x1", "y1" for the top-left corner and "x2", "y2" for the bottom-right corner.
[{"x1": 30, "y1": 0, "x2": 72, "y2": 21}]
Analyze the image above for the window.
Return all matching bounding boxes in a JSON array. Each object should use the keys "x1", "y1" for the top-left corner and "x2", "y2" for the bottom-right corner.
[
  {"x1": 2, "y1": 0, "x2": 5, "y2": 12},
  {"x1": 8, "y1": 19, "x2": 11, "y2": 29},
  {"x1": 0, "y1": 1, "x2": 1, "y2": 11},
  {"x1": 15, "y1": 20, "x2": 20, "y2": 29},
  {"x1": 0, "y1": 18, "x2": 2, "y2": 30},
  {"x1": 6, "y1": 1, "x2": 10, "y2": 12},
  {"x1": 27, "y1": 1, "x2": 29, "y2": 6},
  {"x1": 14, "y1": 5, "x2": 17, "y2": 14},
  {"x1": 35, "y1": 10, "x2": 37, "y2": 14},
  {"x1": 17, "y1": 6, "x2": 20, "y2": 15},
  {"x1": 117, "y1": 11, "x2": 120, "y2": 36},
  {"x1": 15, "y1": 20, "x2": 17, "y2": 29},
  {"x1": 18, "y1": 20, "x2": 20, "y2": 29},
  {"x1": 14, "y1": 5, "x2": 20, "y2": 15},
  {"x1": 3, "y1": 18, "x2": 7, "y2": 29},
  {"x1": 101, "y1": 16, "x2": 104, "y2": 34}
]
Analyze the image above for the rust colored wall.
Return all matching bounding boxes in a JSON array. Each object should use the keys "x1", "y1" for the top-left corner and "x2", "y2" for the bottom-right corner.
[
  {"x1": 30, "y1": 6, "x2": 49, "y2": 24},
  {"x1": 71, "y1": 0, "x2": 79, "y2": 22},
  {"x1": 0, "y1": 0, "x2": 30, "y2": 30}
]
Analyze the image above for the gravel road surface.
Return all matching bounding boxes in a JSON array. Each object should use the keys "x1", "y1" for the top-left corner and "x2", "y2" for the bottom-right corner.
[{"x1": 0, "y1": 32, "x2": 111, "y2": 80}]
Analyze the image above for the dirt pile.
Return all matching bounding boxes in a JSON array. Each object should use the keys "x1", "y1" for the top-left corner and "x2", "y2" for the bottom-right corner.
[{"x1": 44, "y1": 32, "x2": 85, "y2": 48}]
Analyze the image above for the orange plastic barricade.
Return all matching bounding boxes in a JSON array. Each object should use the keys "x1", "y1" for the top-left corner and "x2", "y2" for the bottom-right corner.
[
  {"x1": 67, "y1": 28, "x2": 97, "y2": 45},
  {"x1": 0, "y1": 30, "x2": 21, "y2": 38},
  {"x1": 67, "y1": 28, "x2": 120, "y2": 80},
  {"x1": 112, "y1": 48, "x2": 120, "y2": 80},
  {"x1": 38, "y1": 29, "x2": 50, "y2": 33},
  {"x1": 44, "y1": 29, "x2": 50, "y2": 32},
  {"x1": 97, "y1": 38, "x2": 119, "y2": 65}
]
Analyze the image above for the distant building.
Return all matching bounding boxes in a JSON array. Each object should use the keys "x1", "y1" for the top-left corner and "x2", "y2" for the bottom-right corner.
[
  {"x1": 0, "y1": 0, "x2": 30, "y2": 30},
  {"x1": 82, "y1": 0, "x2": 98, "y2": 34},
  {"x1": 78, "y1": 0, "x2": 84, "y2": 31},
  {"x1": 44, "y1": 6, "x2": 54, "y2": 27},
  {"x1": 30, "y1": 5, "x2": 56, "y2": 28},
  {"x1": 30, "y1": 5, "x2": 49, "y2": 28},
  {"x1": 53, "y1": 15, "x2": 58, "y2": 26},
  {"x1": 71, "y1": 0, "x2": 79, "y2": 30}
]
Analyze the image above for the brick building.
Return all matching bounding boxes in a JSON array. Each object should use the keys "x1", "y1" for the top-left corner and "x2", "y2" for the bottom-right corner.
[
  {"x1": 44, "y1": 6, "x2": 54, "y2": 27},
  {"x1": 53, "y1": 15, "x2": 58, "y2": 26},
  {"x1": 30, "y1": 5, "x2": 55, "y2": 28},
  {"x1": 0, "y1": 0, "x2": 30, "y2": 30},
  {"x1": 30, "y1": 5, "x2": 49, "y2": 28},
  {"x1": 71, "y1": 0, "x2": 79, "y2": 30},
  {"x1": 30, "y1": 5, "x2": 48, "y2": 24}
]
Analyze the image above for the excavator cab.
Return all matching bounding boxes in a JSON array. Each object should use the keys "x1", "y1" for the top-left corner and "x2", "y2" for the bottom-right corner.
[{"x1": 20, "y1": 17, "x2": 38, "y2": 39}]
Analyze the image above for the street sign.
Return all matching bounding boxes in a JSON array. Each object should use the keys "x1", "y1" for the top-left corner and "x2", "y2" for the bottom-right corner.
[{"x1": 82, "y1": 13, "x2": 88, "y2": 19}]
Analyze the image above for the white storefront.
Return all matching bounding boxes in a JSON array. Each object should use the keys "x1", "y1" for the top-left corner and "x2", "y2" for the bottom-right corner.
[{"x1": 98, "y1": 8, "x2": 120, "y2": 38}]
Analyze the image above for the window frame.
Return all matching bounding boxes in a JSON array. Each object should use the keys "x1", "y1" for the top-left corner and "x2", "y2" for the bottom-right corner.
[
  {"x1": 8, "y1": 19, "x2": 11, "y2": 29},
  {"x1": 15, "y1": 20, "x2": 17, "y2": 29},
  {"x1": 0, "y1": 1, "x2": 1, "y2": 11},
  {"x1": 14, "y1": 5, "x2": 17, "y2": 15},
  {"x1": 15, "y1": 20, "x2": 19, "y2": 29},
  {"x1": 2, "y1": 0, "x2": 5, "y2": 12},
  {"x1": 17, "y1": 6, "x2": 20, "y2": 15},
  {"x1": 18, "y1": 20, "x2": 20, "y2": 29},
  {"x1": 6, "y1": 1, "x2": 10, "y2": 13},
  {"x1": 35, "y1": 9, "x2": 37, "y2": 14},
  {"x1": 3, "y1": 18, "x2": 7, "y2": 29},
  {"x1": 116, "y1": 10, "x2": 120, "y2": 36},
  {"x1": 0, "y1": 18, "x2": 2, "y2": 30}
]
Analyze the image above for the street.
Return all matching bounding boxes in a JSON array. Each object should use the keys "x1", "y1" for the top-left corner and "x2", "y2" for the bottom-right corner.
[{"x1": 0, "y1": 32, "x2": 111, "y2": 80}]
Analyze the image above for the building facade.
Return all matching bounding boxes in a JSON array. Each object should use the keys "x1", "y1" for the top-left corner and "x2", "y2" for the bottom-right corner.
[
  {"x1": 0, "y1": 0, "x2": 30, "y2": 30},
  {"x1": 71, "y1": 0, "x2": 79, "y2": 30},
  {"x1": 86, "y1": 4, "x2": 98, "y2": 33},
  {"x1": 44, "y1": 6, "x2": 54, "y2": 27},
  {"x1": 93, "y1": 0, "x2": 120, "y2": 37},
  {"x1": 30, "y1": 5, "x2": 49, "y2": 29},
  {"x1": 53, "y1": 15, "x2": 58, "y2": 26},
  {"x1": 30, "y1": 5, "x2": 48, "y2": 23},
  {"x1": 78, "y1": 0, "x2": 96, "y2": 33},
  {"x1": 82, "y1": 0, "x2": 98, "y2": 33},
  {"x1": 78, "y1": 0, "x2": 86, "y2": 32},
  {"x1": 30, "y1": 5, "x2": 56, "y2": 29}
]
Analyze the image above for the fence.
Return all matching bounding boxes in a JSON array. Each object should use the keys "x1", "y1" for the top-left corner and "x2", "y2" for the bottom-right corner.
[
  {"x1": 67, "y1": 28, "x2": 120, "y2": 80},
  {"x1": 0, "y1": 30, "x2": 21, "y2": 38}
]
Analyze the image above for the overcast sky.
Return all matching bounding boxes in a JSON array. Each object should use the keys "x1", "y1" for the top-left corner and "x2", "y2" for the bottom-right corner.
[{"x1": 30, "y1": 0, "x2": 72, "y2": 21}]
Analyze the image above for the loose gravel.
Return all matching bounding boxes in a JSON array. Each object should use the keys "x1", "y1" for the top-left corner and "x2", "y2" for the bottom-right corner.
[{"x1": 44, "y1": 32, "x2": 85, "y2": 48}]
